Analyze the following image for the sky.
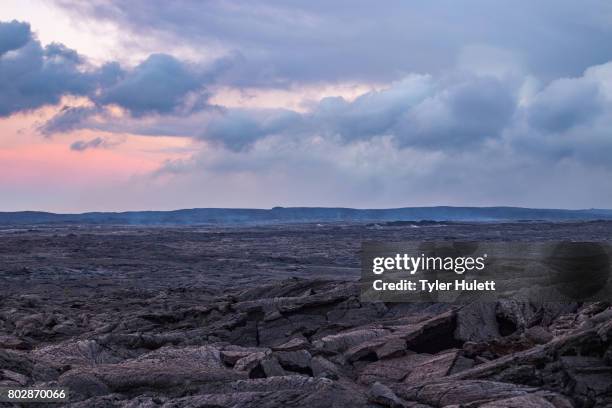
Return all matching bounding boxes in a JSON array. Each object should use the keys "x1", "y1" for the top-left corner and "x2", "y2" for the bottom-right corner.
[{"x1": 1, "y1": 0, "x2": 612, "y2": 212}]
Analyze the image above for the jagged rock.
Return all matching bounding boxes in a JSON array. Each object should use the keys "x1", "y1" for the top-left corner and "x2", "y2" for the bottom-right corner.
[
  {"x1": 221, "y1": 346, "x2": 268, "y2": 366},
  {"x1": 462, "y1": 336, "x2": 535, "y2": 360},
  {"x1": 272, "y1": 337, "x2": 310, "y2": 351},
  {"x1": 311, "y1": 356, "x2": 343, "y2": 379},
  {"x1": 233, "y1": 279, "x2": 335, "y2": 303},
  {"x1": 159, "y1": 376, "x2": 369, "y2": 407},
  {"x1": 550, "y1": 313, "x2": 579, "y2": 337},
  {"x1": 121, "y1": 396, "x2": 165, "y2": 408},
  {"x1": 376, "y1": 337, "x2": 408, "y2": 359},
  {"x1": 33, "y1": 339, "x2": 123, "y2": 369},
  {"x1": 402, "y1": 310, "x2": 458, "y2": 352},
  {"x1": 258, "y1": 313, "x2": 327, "y2": 346},
  {"x1": 404, "y1": 350, "x2": 462, "y2": 383},
  {"x1": 0, "y1": 334, "x2": 32, "y2": 350},
  {"x1": 275, "y1": 350, "x2": 312, "y2": 373},
  {"x1": 344, "y1": 334, "x2": 400, "y2": 362},
  {"x1": 135, "y1": 345, "x2": 223, "y2": 366},
  {"x1": 478, "y1": 392, "x2": 573, "y2": 408},
  {"x1": 340, "y1": 311, "x2": 457, "y2": 363},
  {"x1": 233, "y1": 282, "x2": 359, "y2": 317},
  {"x1": 14, "y1": 313, "x2": 48, "y2": 338},
  {"x1": 560, "y1": 356, "x2": 612, "y2": 399},
  {"x1": 534, "y1": 303, "x2": 579, "y2": 328},
  {"x1": 495, "y1": 299, "x2": 533, "y2": 334},
  {"x1": 455, "y1": 303, "x2": 501, "y2": 342},
  {"x1": 59, "y1": 346, "x2": 247, "y2": 395},
  {"x1": 234, "y1": 351, "x2": 271, "y2": 373},
  {"x1": 52, "y1": 321, "x2": 81, "y2": 336},
  {"x1": 0, "y1": 368, "x2": 29, "y2": 386},
  {"x1": 221, "y1": 350, "x2": 249, "y2": 366},
  {"x1": 95, "y1": 332, "x2": 188, "y2": 350},
  {"x1": 344, "y1": 328, "x2": 430, "y2": 362},
  {"x1": 0, "y1": 348, "x2": 35, "y2": 377},
  {"x1": 260, "y1": 356, "x2": 287, "y2": 377},
  {"x1": 524, "y1": 326, "x2": 553, "y2": 344},
  {"x1": 449, "y1": 355, "x2": 474, "y2": 374},
  {"x1": 550, "y1": 303, "x2": 609, "y2": 336},
  {"x1": 368, "y1": 382, "x2": 410, "y2": 408},
  {"x1": 66, "y1": 394, "x2": 160, "y2": 408},
  {"x1": 326, "y1": 300, "x2": 390, "y2": 328},
  {"x1": 60, "y1": 371, "x2": 111, "y2": 399},
  {"x1": 314, "y1": 328, "x2": 390, "y2": 354},
  {"x1": 263, "y1": 309, "x2": 283, "y2": 321},
  {"x1": 358, "y1": 354, "x2": 433, "y2": 384},
  {"x1": 61, "y1": 361, "x2": 246, "y2": 395},
  {"x1": 450, "y1": 322, "x2": 610, "y2": 382},
  {"x1": 582, "y1": 307, "x2": 612, "y2": 329},
  {"x1": 390, "y1": 380, "x2": 538, "y2": 406}
]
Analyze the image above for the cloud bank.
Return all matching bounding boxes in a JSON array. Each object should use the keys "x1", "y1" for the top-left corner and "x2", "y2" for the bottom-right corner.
[{"x1": 52, "y1": 0, "x2": 612, "y2": 83}]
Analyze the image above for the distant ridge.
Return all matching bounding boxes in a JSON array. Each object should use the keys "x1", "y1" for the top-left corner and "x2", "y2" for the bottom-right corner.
[{"x1": 1, "y1": 206, "x2": 612, "y2": 225}]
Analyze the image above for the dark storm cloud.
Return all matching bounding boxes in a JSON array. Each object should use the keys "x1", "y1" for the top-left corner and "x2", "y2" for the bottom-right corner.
[
  {"x1": 0, "y1": 20, "x2": 222, "y2": 121},
  {"x1": 53, "y1": 0, "x2": 612, "y2": 84},
  {"x1": 0, "y1": 21, "x2": 95, "y2": 117},
  {"x1": 95, "y1": 54, "x2": 203, "y2": 116}
]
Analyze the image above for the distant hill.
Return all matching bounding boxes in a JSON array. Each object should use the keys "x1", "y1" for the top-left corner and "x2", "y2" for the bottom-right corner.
[{"x1": 1, "y1": 206, "x2": 612, "y2": 225}]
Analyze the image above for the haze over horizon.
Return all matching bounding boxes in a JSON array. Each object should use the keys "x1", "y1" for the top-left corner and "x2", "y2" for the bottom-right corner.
[
  {"x1": 3, "y1": 205, "x2": 612, "y2": 215},
  {"x1": 2, "y1": 1, "x2": 612, "y2": 212}
]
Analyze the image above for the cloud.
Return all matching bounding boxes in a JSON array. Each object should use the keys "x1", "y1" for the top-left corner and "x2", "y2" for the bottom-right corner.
[
  {"x1": 371, "y1": 76, "x2": 516, "y2": 149},
  {"x1": 0, "y1": 20, "x2": 30, "y2": 55},
  {"x1": 43, "y1": 61, "x2": 612, "y2": 170},
  {"x1": 310, "y1": 75, "x2": 435, "y2": 142},
  {"x1": 526, "y1": 77, "x2": 603, "y2": 133},
  {"x1": 1, "y1": 19, "x2": 226, "y2": 122},
  {"x1": 95, "y1": 54, "x2": 206, "y2": 116},
  {"x1": 0, "y1": 21, "x2": 96, "y2": 116},
  {"x1": 70, "y1": 136, "x2": 111, "y2": 151},
  {"x1": 53, "y1": 0, "x2": 612, "y2": 85},
  {"x1": 496, "y1": 61, "x2": 612, "y2": 168},
  {"x1": 39, "y1": 106, "x2": 101, "y2": 135},
  {"x1": 202, "y1": 108, "x2": 302, "y2": 151},
  {"x1": 195, "y1": 74, "x2": 516, "y2": 152}
]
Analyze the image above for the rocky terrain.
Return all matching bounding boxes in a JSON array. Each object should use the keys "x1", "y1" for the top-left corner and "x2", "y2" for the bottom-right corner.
[{"x1": 0, "y1": 221, "x2": 611, "y2": 407}]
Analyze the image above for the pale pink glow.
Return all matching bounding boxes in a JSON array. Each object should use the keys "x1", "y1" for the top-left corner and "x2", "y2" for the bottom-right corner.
[
  {"x1": 1, "y1": 144, "x2": 154, "y2": 186},
  {"x1": 0, "y1": 107, "x2": 194, "y2": 189}
]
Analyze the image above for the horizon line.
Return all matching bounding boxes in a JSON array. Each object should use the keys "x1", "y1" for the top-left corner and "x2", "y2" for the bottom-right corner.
[{"x1": 1, "y1": 205, "x2": 611, "y2": 215}]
